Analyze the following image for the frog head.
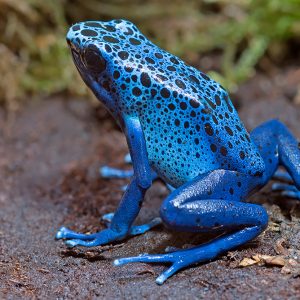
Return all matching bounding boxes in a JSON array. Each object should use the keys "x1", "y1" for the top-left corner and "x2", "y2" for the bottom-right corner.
[{"x1": 66, "y1": 19, "x2": 145, "y2": 117}]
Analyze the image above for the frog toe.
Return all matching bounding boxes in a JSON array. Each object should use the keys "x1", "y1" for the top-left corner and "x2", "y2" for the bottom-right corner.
[
  {"x1": 273, "y1": 170, "x2": 293, "y2": 182},
  {"x1": 114, "y1": 252, "x2": 184, "y2": 284},
  {"x1": 155, "y1": 264, "x2": 181, "y2": 285},
  {"x1": 272, "y1": 183, "x2": 298, "y2": 192},
  {"x1": 64, "y1": 239, "x2": 99, "y2": 248},
  {"x1": 101, "y1": 214, "x2": 161, "y2": 234},
  {"x1": 129, "y1": 217, "x2": 162, "y2": 236},
  {"x1": 272, "y1": 183, "x2": 300, "y2": 199},
  {"x1": 56, "y1": 227, "x2": 97, "y2": 240},
  {"x1": 166, "y1": 183, "x2": 175, "y2": 192},
  {"x1": 282, "y1": 190, "x2": 300, "y2": 199},
  {"x1": 101, "y1": 212, "x2": 114, "y2": 225},
  {"x1": 61, "y1": 228, "x2": 128, "y2": 248},
  {"x1": 55, "y1": 226, "x2": 69, "y2": 239},
  {"x1": 99, "y1": 165, "x2": 133, "y2": 179},
  {"x1": 124, "y1": 153, "x2": 132, "y2": 164}
]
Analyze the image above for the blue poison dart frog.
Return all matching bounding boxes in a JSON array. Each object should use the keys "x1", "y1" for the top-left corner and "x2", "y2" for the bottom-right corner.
[{"x1": 56, "y1": 19, "x2": 300, "y2": 285}]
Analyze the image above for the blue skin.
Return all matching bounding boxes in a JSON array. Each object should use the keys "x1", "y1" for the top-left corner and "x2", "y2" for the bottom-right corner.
[{"x1": 56, "y1": 19, "x2": 300, "y2": 284}]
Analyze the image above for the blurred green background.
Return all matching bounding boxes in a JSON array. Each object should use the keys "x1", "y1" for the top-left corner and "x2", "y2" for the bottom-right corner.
[{"x1": 0, "y1": 0, "x2": 299, "y2": 110}]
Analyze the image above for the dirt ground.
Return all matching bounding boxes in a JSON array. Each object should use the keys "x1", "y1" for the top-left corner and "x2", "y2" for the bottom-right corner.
[{"x1": 0, "y1": 67, "x2": 300, "y2": 299}]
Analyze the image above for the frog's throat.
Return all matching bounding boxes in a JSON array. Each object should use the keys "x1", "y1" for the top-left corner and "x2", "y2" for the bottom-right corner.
[{"x1": 90, "y1": 80, "x2": 119, "y2": 119}]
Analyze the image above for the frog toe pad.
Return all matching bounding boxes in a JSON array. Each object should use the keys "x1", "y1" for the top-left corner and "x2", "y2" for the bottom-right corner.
[
  {"x1": 56, "y1": 227, "x2": 71, "y2": 239},
  {"x1": 55, "y1": 226, "x2": 98, "y2": 241}
]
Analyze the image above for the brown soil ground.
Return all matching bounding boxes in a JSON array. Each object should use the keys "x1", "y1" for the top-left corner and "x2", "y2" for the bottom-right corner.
[{"x1": 0, "y1": 67, "x2": 300, "y2": 299}]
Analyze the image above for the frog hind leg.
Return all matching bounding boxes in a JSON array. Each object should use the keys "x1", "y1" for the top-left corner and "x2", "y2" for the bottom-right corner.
[
  {"x1": 114, "y1": 170, "x2": 268, "y2": 284},
  {"x1": 114, "y1": 119, "x2": 300, "y2": 284},
  {"x1": 251, "y1": 119, "x2": 300, "y2": 200}
]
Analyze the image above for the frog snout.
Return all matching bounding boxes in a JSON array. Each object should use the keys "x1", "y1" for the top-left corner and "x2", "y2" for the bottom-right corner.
[
  {"x1": 66, "y1": 24, "x2": 82, "y2": 46},
  {"x1": 66, "y1": 29, "x2": 81, "y2": 54}
]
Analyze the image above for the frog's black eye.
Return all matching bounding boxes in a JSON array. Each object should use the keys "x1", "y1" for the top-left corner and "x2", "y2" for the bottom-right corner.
[{"x1": 83, "y1": 47, "x2": 106, "y2": 74}]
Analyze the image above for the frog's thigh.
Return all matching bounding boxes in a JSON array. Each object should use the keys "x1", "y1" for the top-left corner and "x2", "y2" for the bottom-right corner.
[
  {"x1": 160, "y1": 169, "x2": 265, "y2": 232},
  {"x1": 115, "y1": 171, "x2": 268, "y2": 285}
]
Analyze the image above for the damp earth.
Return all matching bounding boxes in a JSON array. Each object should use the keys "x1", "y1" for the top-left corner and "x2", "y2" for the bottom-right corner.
[{"x1": 0, "y1": 67, "x2": 300, "y2": 299}]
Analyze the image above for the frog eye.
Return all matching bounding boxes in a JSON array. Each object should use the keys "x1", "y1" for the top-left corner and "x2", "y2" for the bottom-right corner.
[{"x1": 83, "y1": 47, "x2": 106, "y2": 74}]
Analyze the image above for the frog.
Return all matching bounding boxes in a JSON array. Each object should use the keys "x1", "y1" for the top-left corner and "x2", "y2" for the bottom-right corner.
[{"x1": 56, "y1": 19, "x2": 300, "y2": 284}]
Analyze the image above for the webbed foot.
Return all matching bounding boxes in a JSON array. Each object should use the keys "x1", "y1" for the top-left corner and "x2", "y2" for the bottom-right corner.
[
  {"x1": 114, "y1": 252, "x2": 183, "y2": 285},
  {"x1": 129, "y1": 217, "x2": 162, "y2": 236},
  {"x1": 114, "y1": 246, "x2": 211, "y2": 285}
]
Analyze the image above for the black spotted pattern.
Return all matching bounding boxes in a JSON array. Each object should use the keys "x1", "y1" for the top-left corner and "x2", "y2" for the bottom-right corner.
[{"x1": 67, "y1": 19, "x2": 265, "y2": 187}]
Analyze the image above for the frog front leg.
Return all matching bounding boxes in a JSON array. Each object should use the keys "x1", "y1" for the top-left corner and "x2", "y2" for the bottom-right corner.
[
  {"x1": 114, "y1": 170, "x2": 268, "y2": 284},
  {"x1": 56, "y1": 116, "x2": 161, "y2": 247}
]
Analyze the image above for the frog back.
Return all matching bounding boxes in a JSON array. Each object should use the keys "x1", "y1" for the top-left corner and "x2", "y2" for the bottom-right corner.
[
  {"x1": 111, "y1": 45, "x2": 264, "y2": 186},
  {"x1": 138, "y1": 84, "x2": 264, "y2": 187}
]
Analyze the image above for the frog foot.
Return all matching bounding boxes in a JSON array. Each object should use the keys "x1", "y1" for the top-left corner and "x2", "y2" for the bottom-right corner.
[
  {"x1": 56, "y1": 216, "x2": 162, "y2": 248},
  {"x1": 114, "y1": 248, "x2": 202, "y2": 285},
  {"x1": 272, "y1": 183, "x2": 300, "y2": 200},
  {"x1": 56, "y1": 227, "x2": 128, "y2": 248}
]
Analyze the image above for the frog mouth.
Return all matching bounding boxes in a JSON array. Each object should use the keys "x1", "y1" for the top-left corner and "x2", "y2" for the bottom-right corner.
[
  {"x1": 67, "y1": 40, "x2": 82, "y2": 68},
  {"x1": 71, "y1": 49, "x2": 81, "y2": 67},
  {"x1": 69, "y1": 47, "x2": 91, "y2": 86},
  {"x1": 69, "y1": 47, "x2": 85, "y2": 76}
]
